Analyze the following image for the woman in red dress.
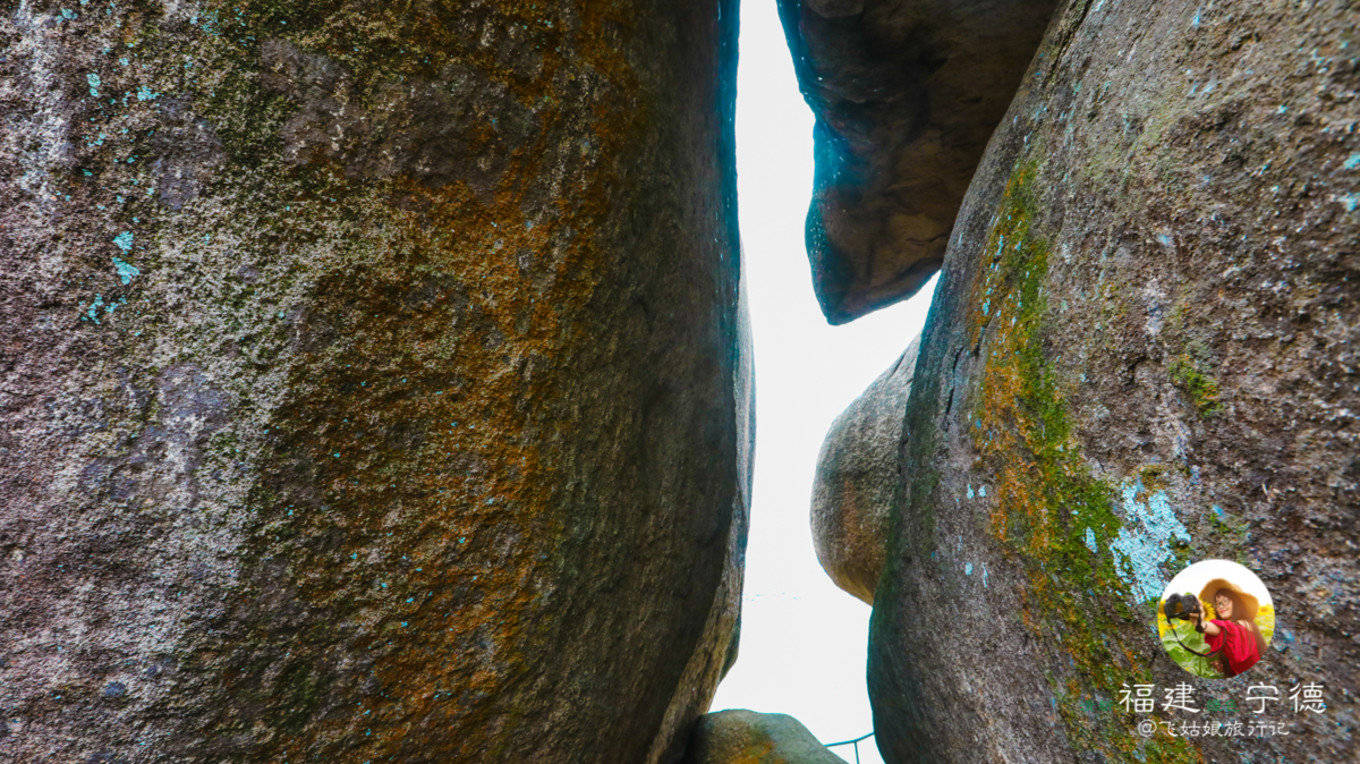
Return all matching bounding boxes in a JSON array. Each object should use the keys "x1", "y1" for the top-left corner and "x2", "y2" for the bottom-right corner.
[{"x1": 1190, "y1": 578, "x2": 1268, "y2": 677}]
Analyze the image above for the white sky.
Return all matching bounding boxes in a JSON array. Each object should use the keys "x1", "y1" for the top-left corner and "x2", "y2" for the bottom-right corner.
[{"x1": 710, "y1": 2, "x2": 937, "y2": 761}]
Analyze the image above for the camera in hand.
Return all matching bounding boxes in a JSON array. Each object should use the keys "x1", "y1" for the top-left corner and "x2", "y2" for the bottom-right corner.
[{"x1": 1163, "y1": 593, "x2": 1201, "y2": 621}]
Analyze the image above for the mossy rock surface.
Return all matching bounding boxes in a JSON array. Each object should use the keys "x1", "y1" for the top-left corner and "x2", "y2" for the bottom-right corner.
[
  {"x1": 835, "y1": 0, "x2": 1360, "y2": 761},
  {"x1": 0, "y1": 1, "x2": 748, "y2": 760}
]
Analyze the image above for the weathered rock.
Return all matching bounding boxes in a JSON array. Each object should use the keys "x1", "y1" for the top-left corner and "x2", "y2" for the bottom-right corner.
[
  {"x1": 777, "y1": 0, "x2": 1061, "y2": 323},
  {"x1": 852, "y1": 1, "x2": 1360, "y2": 761},
  {"x1": 0, "y1": 1, "x2": 746, "y2": 761},
  {"x1": 685, "y1": 709, "x2": 843, "y2": 763},
  {"x1": 811, "y1": 338, "x2": 919, "y2": 604}
]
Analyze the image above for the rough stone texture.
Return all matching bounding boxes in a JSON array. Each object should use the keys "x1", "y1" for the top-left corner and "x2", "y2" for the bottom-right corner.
[
  {"x1": 0, "y1": 1, "x2": 747, "y2": 761},
  {"x1": 811, "y1": 337, "x2": 918, "y2": 604},
  {"x1": 777, "y1": 0, "x2": 1060, "y2": 323},
  {"x1": 857, "y1": 0, "x2": 1360, "y2": 761},
  {"x1": 684, "y1": 709, "x2": 844, "y2": 763}
]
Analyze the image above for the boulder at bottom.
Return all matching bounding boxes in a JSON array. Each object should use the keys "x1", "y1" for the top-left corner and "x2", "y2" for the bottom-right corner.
[{"x1": 685, "y1": 709, "x2": 845, "y2": 763}]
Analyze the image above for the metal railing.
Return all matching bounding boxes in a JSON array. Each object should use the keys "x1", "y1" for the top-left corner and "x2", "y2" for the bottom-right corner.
[{"x1": 823, "y1": 731, "x2": 875, "y2": 764}]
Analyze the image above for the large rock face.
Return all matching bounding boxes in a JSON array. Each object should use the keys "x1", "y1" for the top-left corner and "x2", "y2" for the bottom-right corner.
[
  {"x1": 811, "y1": 338, "x2": 918, "y2": 604},
  {"x1": 857, "y1": 1, "x2": 1359, "y2": 761},
  {"x1": 0, "y1": 1, "x2": 746, "y2": 761},
  {"x1": 778, "y1": 0, "x2": 1060, "y2": 323}
]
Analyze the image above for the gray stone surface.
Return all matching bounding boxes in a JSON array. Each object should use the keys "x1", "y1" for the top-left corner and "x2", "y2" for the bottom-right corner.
[
  {"x1": 777, "y1": 0, "x2": 1060, "y2": 323},
  {"x1": 811, "y1": 338, "x2": 919, "y2": 604},
  {"x1": 0, "y1": 1, "x2": 746, "y2": 761},
  {"x1": 685, "y1": 709, "x2": 844, "y2": 763},
  {"x1": 856, "y1": 0, "x2": 1360, "y2": 761}
]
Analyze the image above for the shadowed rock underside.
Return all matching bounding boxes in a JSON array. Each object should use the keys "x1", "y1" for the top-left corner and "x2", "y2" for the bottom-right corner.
[{"x1": 778, "y1": 0, "x2": 1061, "y2": 323}]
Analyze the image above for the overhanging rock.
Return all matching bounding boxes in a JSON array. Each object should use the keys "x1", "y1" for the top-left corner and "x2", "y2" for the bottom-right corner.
[{"x1": 778, "y1": 0, "x2": 1061, "y2": 323}]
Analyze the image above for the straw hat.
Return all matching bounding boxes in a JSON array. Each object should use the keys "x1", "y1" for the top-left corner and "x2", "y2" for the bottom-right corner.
[
  {"x1": 1200, "y1": 578, "x2": 1269, "y2": 656},
  {"x1": 1199, "y1": 578, "x2": 1259, "y2": 622}
]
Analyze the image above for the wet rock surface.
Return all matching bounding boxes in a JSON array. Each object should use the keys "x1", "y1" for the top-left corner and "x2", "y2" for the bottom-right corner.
[
  {"x1": 811, "y1": 338, "x2": 918, "y2": 604},
  {"x1": 0, "y1": 1, "x2": 746, "y2": 761},
  {"x1": 857, "y1": 0, "x2": 1360, "y2": 760},
  {"x1": 778, "y1": 0, "x2": 1061, "y2": 323},
  {"x1": 684, "y1": 709, "x2": 843, "y2": 763}
]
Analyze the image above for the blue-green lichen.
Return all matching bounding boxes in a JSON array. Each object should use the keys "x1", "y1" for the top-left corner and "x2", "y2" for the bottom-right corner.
[
  {"x1": 1110, "y1": 481, "x2": 1192, "y2": 603},
  {"x1": 112, "y1": 256, "x2": 140, "y2": 284}
]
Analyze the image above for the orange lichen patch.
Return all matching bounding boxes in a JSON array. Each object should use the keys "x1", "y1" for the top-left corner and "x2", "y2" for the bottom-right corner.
[
  {"x1": 249, "y1": 216, "x2": 567, "y2": 756},
  {"x1": 320, "y1": 148, "x2": 639, "y2": 760},
  {"x1": 969, "y1": 171, "x2": 1056, "y2": 559},
  {"x1": 1019, "y1": 598, "x2": 1038, "y2": 633},
  {"x1": 964, "y1": 167, "x2": 1038, "y2": 348}
]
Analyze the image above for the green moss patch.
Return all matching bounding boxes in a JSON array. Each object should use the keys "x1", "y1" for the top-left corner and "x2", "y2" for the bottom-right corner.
[
  {"x1": 967, "y1": 162, "x2": 1198, "y2": 761},
  {"x1": 1170, "y1": 353, "x2": 1223, "y2": 417}
]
